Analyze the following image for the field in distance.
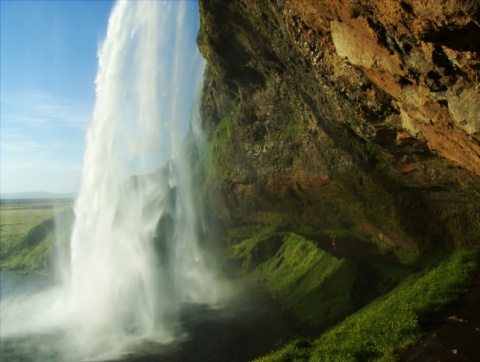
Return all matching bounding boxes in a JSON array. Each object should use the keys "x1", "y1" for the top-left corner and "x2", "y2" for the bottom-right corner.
[{"x1": 0, "y1": 198, "x2": 74, "y2": 271}]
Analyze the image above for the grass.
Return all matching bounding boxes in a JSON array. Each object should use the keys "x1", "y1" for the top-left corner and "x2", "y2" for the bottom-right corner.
[
  {"x1": 230, "y1": 230, "x2": 413, "y2": 328},
  {"x1": 2, "y1": 225, "x2": 55, "y2": 270},
  {"x1": 0, "y1": 199, "x2": 73, "y2": 271},
  {"x1": 1, "y1": 202, "x2": 55, "y2": 254},
  {"x1": 248, "y1": 233, "x2": 358, "y2": 326},
  {"x1": 255, "y1": 248, "x2": 479, "y2": 361},
  {"x1": 256, "y1": 225, "x2": 421, "y2": 266}
]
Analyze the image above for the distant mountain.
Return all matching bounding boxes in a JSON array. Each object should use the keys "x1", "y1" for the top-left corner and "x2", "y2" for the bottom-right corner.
[{"x1": 0, "y1": 192, "x2": 77, "y2": 200}]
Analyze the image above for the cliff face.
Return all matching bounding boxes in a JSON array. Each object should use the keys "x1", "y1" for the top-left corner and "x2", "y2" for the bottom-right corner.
[{"x1": 197, "y1": 0, "x2": 480, "y2": 251}]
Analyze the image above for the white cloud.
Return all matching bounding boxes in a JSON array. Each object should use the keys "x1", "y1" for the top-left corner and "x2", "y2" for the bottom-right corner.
[
  {"x1": 0, "y1": 157, "x2": 83, "y2": 194},
  {"x1": 1, "y1": 92, "x2": 92, "y2": 131},
  {"x1": 0, "y1": 92, "x2": 89, "y2": 193}
]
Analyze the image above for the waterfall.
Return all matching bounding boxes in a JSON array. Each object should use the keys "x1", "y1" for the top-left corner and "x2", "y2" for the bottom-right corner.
[
  {"x1": 66, "y1": 0, "x2": 224, "y2": 357},
  {"x1": 0, "y1": 3, "x2": 226, "y2": 359}
]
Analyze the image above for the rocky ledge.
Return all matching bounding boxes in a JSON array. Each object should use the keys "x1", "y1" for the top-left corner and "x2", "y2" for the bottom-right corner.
[{"x1": 197, "y1": 0, "x2": 480, "y2": 251}]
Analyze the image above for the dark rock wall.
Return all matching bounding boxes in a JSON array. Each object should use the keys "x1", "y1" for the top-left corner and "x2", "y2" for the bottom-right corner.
[{"x1": 197, "y1": 0, "x2": 480, "y2": 251}]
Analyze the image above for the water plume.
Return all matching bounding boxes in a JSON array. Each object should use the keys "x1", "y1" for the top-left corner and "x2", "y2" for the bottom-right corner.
[{"x1": 1, "y1": 1, "x2": 228, "y2": 360}]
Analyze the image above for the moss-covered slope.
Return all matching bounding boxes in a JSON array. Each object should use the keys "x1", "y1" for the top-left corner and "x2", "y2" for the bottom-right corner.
[
  {"x1": 230, "y1": 230, "x2": 413, "y2": 329},
  {"x1": 255, "y1": 248, "x2": 479, "y2": 361}
]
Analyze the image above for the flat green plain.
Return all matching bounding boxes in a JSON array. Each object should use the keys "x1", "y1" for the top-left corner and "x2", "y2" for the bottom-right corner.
[{"x1": 0, "y1": 199, "x2": 74, "y2": 271}]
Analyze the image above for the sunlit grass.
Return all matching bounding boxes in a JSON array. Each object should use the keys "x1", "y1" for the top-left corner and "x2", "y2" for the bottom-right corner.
[
  {"x1": 0, "y1": 207, "x2": 53, "y2": 251},
  {"x1": 0, "y1": 200, "x2": 73, "y2": 271},
  {"x1": 231, "y1": 230, "x2": 412, "y2": 328},
  {"x1": 256, "y1": 248, "x2": 479, "y2": 361}
]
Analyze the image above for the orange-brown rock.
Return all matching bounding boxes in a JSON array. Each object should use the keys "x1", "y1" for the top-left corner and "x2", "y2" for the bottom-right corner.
[
  {"x1": 282, "y1": 0, "x2": 480, "y2": 174},
  {"x1": 198, "y1": 0, "x2": 480, "y2": 250}
]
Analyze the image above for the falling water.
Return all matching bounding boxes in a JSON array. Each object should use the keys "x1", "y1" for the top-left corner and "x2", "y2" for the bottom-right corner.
[
  {"x1": 68, "y1": 0, "x2": 225, "y2": 355},
  {"x1": 1, "y1": 1, "x2": 227, "y2": 360}
]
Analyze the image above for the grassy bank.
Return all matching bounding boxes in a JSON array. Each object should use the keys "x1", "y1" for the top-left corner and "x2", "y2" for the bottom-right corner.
[
  {"x1": 255, "y1": 247, "x2": 479, "y2": 361},
  {"x1": 0, "y1": 199, "x2": 74, "y2": 271},
  {"x1": 230, "y1": 229, "x2": 413, "y2": 329}
]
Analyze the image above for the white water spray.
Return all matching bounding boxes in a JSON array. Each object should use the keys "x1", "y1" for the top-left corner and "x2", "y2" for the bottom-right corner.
[
  {"x1": 1, "y1": 1, "x2": 226, "y2": 359},
  {"x1": 69, "y1": 0, "x2": 225, "y2": 352}
]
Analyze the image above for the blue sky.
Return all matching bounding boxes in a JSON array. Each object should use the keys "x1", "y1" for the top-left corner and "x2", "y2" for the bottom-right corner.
[{"x1": 1, "y1": 0, "x2": 115, "y2": 193}]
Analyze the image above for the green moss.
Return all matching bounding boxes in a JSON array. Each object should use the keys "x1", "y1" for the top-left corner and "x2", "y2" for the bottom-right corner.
[
  {"x1": 228, "y1": 225, "x2": 278, "y2": 241},
  {"x1": 244, "y1": 211, "x2": 289, "y2": 226},
  {"x1": 280, "y1": 121, "x2": 303, "y2": 141},
  {"x1": 230, "y1": 228, "x2": 283, "y2": 270},
  {"x1": 257, "y1": 248, "x2": 479, "y2": 361},
  {"x1": 208, "y1": 106, "x2": 239, "y2": 184},
  {"x1": 231, "y1": 230, "x2": 412, "y2": 328},
  {"x1": 252, "y1": 233, "x2": 357, "y2": 326},
  {"x1": 191, "y1": 103, "x2": 236, "y2": 201},
  {"x1": 292, "y1": 226, "x2": 419, "y2": 266}
]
